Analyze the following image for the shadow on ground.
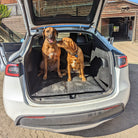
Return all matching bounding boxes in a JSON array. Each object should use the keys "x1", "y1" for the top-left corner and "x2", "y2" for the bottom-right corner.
[{"x1": 67, "y1": 64, "x2": 138, "y2": 137}]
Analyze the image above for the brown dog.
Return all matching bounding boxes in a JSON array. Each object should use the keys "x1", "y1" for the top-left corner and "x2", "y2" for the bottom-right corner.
[
  {"x1": 57, "y1": 37, "x2": 86, "y2": 82},
  {"x1": 38, "y1": 27, "x2": 62, "y2": 80}
]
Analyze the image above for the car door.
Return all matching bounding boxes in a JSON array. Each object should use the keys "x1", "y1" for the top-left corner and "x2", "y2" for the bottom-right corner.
[{"x1": 0, "y1": 42, "x2": 22, "y2": 71}]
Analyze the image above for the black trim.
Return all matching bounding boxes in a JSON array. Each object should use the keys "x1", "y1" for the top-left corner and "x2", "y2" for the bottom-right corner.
[
  {"x1": 95, "y1": 0, "x2": 105, "y2": 33},
  {"x1": 15, "y1": 104, "x2": 124, "y2": 132},
  {"x1": 20, "y1": 0, "x2": 30, "y2": 35}
]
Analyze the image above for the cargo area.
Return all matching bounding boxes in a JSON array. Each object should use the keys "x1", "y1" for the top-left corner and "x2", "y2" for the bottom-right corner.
[{"x1": 24, "y1": 31, "x2": 113, "y2": 103}]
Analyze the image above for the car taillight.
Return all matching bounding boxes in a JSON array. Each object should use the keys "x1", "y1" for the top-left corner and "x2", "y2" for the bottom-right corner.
[
  {"x1": 5, "y1": 64, "x2": 20, "y2": 77},
  {"x1": 104, "y1": 105, "x2": 120, "y2": 110},
  {"x1": 25, "y1": 116, "x2": 46, "y2": 119},
  {"x1": 118, "y1": 56, "x2": 128, "y2": 68}
]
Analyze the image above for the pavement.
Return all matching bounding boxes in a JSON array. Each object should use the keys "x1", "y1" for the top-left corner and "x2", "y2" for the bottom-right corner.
[{"x1": 0, "y1": 41, "x2": 138, "y2": 138}]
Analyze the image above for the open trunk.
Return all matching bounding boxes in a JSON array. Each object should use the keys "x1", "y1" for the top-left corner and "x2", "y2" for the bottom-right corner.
[{"x1": 24, "y1": 31, "x2": 114, "y2": 103}]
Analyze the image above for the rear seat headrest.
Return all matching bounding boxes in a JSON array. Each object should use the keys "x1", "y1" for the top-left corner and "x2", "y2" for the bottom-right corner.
[
  {"x1": 70, "y1": 33, "x2": 77, "y2": 42},
  {"x1": 76, "y1": 35, "x2": 86, "y2": 44}
]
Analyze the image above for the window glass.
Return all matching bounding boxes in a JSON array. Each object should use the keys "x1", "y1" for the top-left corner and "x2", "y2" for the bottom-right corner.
[{"x1": 32, "y1": 0, "x2": 94, "y2": 17}]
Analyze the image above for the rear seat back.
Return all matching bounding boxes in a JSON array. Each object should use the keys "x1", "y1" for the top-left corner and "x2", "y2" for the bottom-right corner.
[{"x1": 76, "y1": 34, "x2": 93, "y2": 58}]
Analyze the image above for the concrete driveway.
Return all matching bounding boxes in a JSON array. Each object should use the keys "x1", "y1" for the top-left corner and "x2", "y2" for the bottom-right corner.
[{"x1": 0, "y1": 41, "x2": 138, "y2": 138}]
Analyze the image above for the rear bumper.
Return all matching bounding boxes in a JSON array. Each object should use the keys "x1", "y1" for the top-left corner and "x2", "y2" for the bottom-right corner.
[{"x1": 15, "y1": 104, "x2": 124, "y2": 133}]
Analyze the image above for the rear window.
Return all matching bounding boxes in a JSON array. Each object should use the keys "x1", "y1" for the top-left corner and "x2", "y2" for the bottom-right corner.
[
  {"x1": 32, "y1": 0, "x2": 94, "y2": 17},
  {"x1": 27, "y1": 0, "x2": 101, "y2": 25},
  {"x1": 57, "y1": 32, "x2": 93, "y2": 44},
  {"x1": 58, "y1": 33, "x2": 70, "y2": 39}
]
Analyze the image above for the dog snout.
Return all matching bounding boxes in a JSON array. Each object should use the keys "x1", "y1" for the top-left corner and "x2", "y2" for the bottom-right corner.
[{"x1": 47, "y1": 33, "x2": 53, "y2": 38}]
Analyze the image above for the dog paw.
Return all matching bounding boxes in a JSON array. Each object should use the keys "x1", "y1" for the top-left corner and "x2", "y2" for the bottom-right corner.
[
  {"x1": 82, "y1": 77, "x2": 86, "y2": 82},
  {"x1": 59, "y1": 74, "x2": 63, "y2": 78},
  {"x1": 61, "y1": 69, "x2": 67, "y2": 76},
  {"x1": 43, "y1": 75, "x2": 47, "y2": 80},
  {"x1": 62, "y1": 72, "x2": 67, "y2": 77},
  {"x1": 37, "y1": 72, "x2": 43, "y2": 77},
  {"x1": 79, "y1": 75, "x2": 82, "y2": 78},
  {"x1": 68, "y1": 78, "x2": 71, "y2": 81},
  {"x1": 58, "y1": 72, "x2": 63, "y2": 78}
]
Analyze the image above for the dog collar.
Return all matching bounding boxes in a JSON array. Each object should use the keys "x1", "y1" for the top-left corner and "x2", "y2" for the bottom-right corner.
[
  {"x1": 70, "y1": 47, "x2": 78, "y2": 57},
  {"x1": 75, "y1": 54, "x2": 78, "y2": 58},
  {"x1": 74, "y1": 49, "x2": 78, "y2": 58},
  {"x1": 70, "y1": 52, "x2": 78, "y2": 57}
]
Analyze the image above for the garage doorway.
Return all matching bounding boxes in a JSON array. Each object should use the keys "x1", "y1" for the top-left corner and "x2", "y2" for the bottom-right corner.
[{"x1": 101, "y1": 17, "x2": 134, "y2": 41}]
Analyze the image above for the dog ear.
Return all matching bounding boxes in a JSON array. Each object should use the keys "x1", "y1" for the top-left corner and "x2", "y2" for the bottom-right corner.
[
  {"x1": 42, "y1": 29, "x2": 45, "y2": 40},
  {"x1": 71, "y1": 40, "x2": 78, "y2": 52},
  {"x1": 55, "y1": 29, "x2": 58, "y2": 37}
]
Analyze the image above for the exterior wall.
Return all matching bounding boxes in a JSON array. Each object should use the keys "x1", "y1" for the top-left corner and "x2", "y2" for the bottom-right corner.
[
  {"x1": 102, "y1": 1, "x2": 138, "y2": 19},
  {"x1": 135, "y1": 11, "x2": 138, "y2": 42},
  {"x1": 6, "y1": 3, "x2": 22, "y2": 16},
  {"x1": 103, "y1": 1, "x2": 138, "y2": 13},
  {"x1": 2, "y1": 16, "x2": 26, "y2": 35},
  {"x1": 101, "y1": 18, "x2": 110, "y2": 36},
  {"x1": 1, "y1": 0, "x2": 17, "y2": 4}
]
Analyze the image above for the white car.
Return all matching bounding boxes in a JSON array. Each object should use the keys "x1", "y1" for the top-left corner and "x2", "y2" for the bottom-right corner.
[{"x1": 0, "y1": 0, "x2": 130, "y2": 132}]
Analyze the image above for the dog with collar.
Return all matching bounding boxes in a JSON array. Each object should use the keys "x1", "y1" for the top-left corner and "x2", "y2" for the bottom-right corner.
[{"x1": 57, "y1": 37, "x2": 86, "y2": 82}]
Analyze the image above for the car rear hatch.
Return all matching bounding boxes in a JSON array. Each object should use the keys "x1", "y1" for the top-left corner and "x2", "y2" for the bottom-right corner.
[
  {"x1": 16, "y1": 0, "x2": 114, "y2": 103},
  {"x1": 17, "y1": 0, "x2": 107, "y2": 33}
]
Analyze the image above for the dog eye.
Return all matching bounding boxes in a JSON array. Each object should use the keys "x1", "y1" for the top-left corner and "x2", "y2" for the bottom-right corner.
[{"x1": 46, "y1": 30, "x2": 49, "y2": 33}]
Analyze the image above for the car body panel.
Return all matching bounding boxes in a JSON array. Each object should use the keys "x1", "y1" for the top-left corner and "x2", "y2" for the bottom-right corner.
[{"x1": 0, "y1": 43, "x2": 22, "y2": 71}]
